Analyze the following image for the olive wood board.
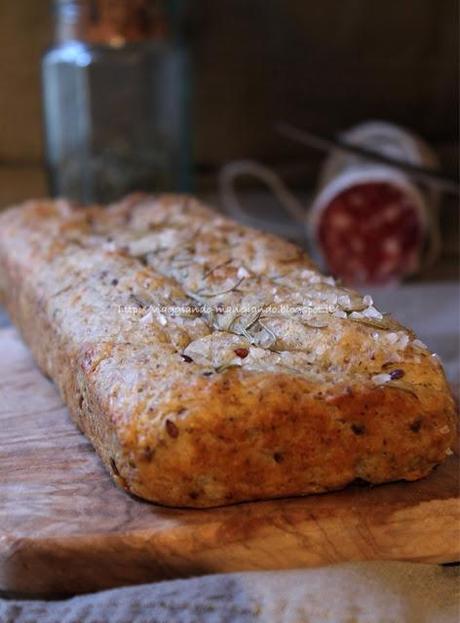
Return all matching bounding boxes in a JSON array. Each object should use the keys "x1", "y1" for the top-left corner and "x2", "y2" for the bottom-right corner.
[{"x1": 0, "y1": 326, "x2": 458, "y2": 596}]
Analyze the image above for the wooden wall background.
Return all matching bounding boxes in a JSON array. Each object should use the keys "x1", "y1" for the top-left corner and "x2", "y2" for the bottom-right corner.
[
  {"x1": 0, "y1": 0, "x2": 457, "y2": 202},
  {"x1": 192, "y1": 0, "x2": 458, "y2": 179}
]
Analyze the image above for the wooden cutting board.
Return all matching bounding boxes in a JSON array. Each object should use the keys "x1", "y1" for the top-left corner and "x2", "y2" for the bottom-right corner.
[{"x1": 0, "y1": 327, "x2": 458, "y2": 596}]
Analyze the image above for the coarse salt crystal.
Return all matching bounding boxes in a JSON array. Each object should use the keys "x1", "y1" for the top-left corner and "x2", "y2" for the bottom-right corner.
[
  {"x1": 338, "y1": 295, "x2": 351, "y2": 309},
  {"x1": 372, "y1": 373, "x2": 392, "y2": 385},
  {"x1": 324, "y1": 293, "x2": 338, "y2": 306},
  {"x1": 157, "y1": 313, "x2": 168, "y2": 326},
  {"x1": 398, "y1": 334, "x2": 409, "y2": 350},
  {"x1": 103, "y1": 241, "x2": 117, "y2": 253},
  {"x1": 140, "y1": 309, "x2": 154, "y2": 323},
  {"x1": 363, "y1": 306, "x2": 383, "y2": 320},
  {"x1": 363, "y1": 294, "x2": 373, "y2": 306}
]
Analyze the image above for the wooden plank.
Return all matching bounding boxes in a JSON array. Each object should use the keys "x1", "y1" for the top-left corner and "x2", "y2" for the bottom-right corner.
[{"x1": 0, "y1": 326, "x2": 458, "y2": 596}]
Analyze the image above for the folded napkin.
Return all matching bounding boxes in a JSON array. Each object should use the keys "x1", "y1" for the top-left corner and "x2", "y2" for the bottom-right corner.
[{"x1": 1, "y1": 562, "x2": 458, "y2": 623}]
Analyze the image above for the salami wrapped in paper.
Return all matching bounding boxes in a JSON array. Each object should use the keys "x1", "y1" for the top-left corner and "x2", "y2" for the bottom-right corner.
[{"x1": 309, "y1": 121, "x2": 440, "y2": 285}]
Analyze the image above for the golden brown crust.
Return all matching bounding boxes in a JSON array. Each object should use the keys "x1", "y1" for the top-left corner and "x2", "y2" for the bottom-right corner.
[{"x1": 0, "y1": 195, "x2": 456, "y2": 507}]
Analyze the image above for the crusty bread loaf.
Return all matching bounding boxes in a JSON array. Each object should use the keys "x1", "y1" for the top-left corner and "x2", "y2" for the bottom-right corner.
[{"x1": 0, "y1": 194, "x2": 455, "y2": 507}]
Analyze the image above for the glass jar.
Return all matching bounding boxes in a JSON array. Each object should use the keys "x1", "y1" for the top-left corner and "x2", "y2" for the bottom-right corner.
[{"x1": 42, "y1": 0, "x2": 191, "y2": 204}]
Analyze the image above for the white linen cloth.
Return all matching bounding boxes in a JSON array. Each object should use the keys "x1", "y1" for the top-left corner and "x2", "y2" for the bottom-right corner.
[{"x1": 0, "y1": 562, "x2": 458, "y2": 623}]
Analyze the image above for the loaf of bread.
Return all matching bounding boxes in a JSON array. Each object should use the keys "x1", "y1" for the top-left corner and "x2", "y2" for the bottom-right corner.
[{"x1": 0, "y1": 194, "x2": 455, "y2": 507}]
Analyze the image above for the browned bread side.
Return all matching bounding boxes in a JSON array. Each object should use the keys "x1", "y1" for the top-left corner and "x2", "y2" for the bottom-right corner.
[{"x1": 0, "y1": 194, "x2": 455, "y2": 507}]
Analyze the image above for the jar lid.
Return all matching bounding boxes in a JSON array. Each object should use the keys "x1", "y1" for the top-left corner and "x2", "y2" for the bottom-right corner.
[{"x1": 55, "y1": 0, "x2": 168, "y2": 45}]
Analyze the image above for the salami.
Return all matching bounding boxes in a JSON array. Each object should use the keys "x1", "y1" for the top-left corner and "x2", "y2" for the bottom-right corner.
[
  {"x1": 309, "y1": 121, "x2": 439, "y2": 285},
  {"x1": 317, "y1": 181, "x2": 424, "y2": 285}
]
